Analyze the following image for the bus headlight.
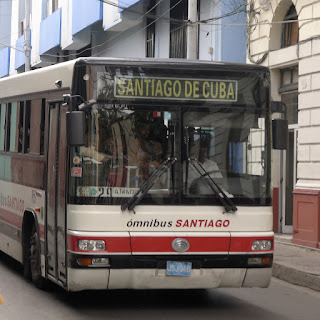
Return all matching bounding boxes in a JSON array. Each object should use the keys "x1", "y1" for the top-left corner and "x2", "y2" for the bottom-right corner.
[
  {"x1": 251, "y1": 240, "x2": 272, "y2": 251},
  {"x1": 78, "y1": 239, "x2": 106, "y2": 251}
]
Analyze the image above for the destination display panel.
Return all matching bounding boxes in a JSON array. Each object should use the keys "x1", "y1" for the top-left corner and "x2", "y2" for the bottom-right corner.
[{"x1": 113, "y1": 76, "x2": 238, "y2": 102}]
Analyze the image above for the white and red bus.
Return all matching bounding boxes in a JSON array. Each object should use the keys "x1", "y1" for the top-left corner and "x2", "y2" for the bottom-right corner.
[{"x1": 0, "y1": 58, "x2": 278, "y2": 291}]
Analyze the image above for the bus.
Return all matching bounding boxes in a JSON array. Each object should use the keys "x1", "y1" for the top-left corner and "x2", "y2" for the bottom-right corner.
[{"x1": 0, "y1": 58, "x2": 281, "y2": 291}]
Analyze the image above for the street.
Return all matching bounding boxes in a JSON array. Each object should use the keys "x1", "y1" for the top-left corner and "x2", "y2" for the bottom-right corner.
[{"x1": 0, "y1": 252, "x2": 319, "y2": 320}]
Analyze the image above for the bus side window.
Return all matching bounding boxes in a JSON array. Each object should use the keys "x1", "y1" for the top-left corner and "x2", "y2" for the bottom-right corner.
[
  {"x1": 25, "y1": 99, "x2": 44, "y2": 154},
  {"x1": 25, "y1": 101, "x2": 31, "y2": 153},
  {"x1": 7, "y1": 102, "x2": 18, "y2": 152},
  {"x1": 0, "y1": 103, "x2": 6, "y2": 151},
  {"x1": 18, "y1": 102, "x2": 24, "y2": 153},
  {"x1": 40, "y1": 99, "x2": 45, "y2": 155}
]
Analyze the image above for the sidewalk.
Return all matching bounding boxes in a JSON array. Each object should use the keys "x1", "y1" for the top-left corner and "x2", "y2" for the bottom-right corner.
[{"x1": 273, "y1": 234, "x2": 320, "y2": 291}]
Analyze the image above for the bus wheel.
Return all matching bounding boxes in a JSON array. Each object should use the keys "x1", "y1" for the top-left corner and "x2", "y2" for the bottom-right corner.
[{"x1": 30, "y1": 224, "x2": 45, "y2": 289}]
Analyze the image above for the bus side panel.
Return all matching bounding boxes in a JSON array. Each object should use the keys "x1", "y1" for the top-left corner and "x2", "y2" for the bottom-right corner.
[{"x1": 0, "y1": 180, "x2": 45, "y2": 262}]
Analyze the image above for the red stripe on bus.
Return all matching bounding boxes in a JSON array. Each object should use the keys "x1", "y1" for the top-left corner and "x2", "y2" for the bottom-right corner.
[
  {"x1": 0, "y1": 207, "x2": 23, "y2": 229},
  {"x1": 130, "y1": 236, "x2": 231, "y2": 253},
  {"x1": 67, "y1": 235, "x2": 131, "y2": 253},
  {"x1": 67, "y1": 235, "x2": 274, "y2": 254},
  {"x1": 38, "y1": 224, "x2": 45, "y2": 240},
  {"x1": 229, "y1": 236, "x2": 274, "y2": 253},
  {"x1": 0, "y1": 207, "x2": 45, "y2": 240}
]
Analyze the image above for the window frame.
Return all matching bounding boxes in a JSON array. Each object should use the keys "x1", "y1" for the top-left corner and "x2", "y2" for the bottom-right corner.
[{"x1": 281, "y1": 5, "x2": 299, "y2": 48}]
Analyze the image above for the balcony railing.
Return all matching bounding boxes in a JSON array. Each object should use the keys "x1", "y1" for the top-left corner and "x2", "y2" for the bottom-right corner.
[
  {"x1": 72, "y1": 0, "x2": 102, "y2": 35},
  {"x1": 39, "y1": 8, "x2": 62, "y2": 55}
]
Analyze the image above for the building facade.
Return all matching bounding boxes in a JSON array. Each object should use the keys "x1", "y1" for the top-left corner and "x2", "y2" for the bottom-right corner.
[
  {"x1": 248, "y1": 0, "x2": 320, "y2": 248},
  {"x1": 0, "y1": 0, "x2": 247, "y2": 77},
  {"x1": 0, "y1": 0, "x2": 12, "y2": 78},
  {"x1": 2, "y1": 1, "x2": 319, "y2": 249}
]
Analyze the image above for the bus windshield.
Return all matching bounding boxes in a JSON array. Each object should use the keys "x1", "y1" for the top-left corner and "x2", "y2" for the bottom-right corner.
[
  {"x1": 69, "y1": 104, "x2": 270, "y2": 207},
  {"x1": 68, "y1": 64, "x2": 271, "y2": 207}
]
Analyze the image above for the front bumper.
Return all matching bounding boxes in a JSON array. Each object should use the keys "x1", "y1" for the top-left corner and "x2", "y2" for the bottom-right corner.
[
  {"x1": 67, "y1": 266, "x2": 272, "y2": 291},
  {"x1": 66, "y1": 252, "x2": 273, "y2": 291}
]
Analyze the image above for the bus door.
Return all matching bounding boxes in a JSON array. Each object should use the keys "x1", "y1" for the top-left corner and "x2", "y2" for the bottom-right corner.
[{"x1": 46, "y1": 102, "x2": 68, "y2": 285}]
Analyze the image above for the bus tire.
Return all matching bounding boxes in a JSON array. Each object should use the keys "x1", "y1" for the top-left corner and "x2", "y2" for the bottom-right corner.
[
  {"x1": 22, "y1": 216, "x2": 33, "y2": 280},
  {"x1": 30, "y1": 223, "x2": 45, "y2": 289},
  {"x1": 23, "y1": 237, "x2": 32, "y2": 280}
]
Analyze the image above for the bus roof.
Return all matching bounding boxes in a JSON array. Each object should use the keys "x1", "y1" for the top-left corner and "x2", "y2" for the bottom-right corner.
[
  {"x1": 0, "y1": 57, "x2": 269, "y2": 101},
  {"x1": 77, "y1": 57, "x2": 269, "y2": 73},
  {"x1": 0, "y1": 59, "x2": 76, "y2": 100}
]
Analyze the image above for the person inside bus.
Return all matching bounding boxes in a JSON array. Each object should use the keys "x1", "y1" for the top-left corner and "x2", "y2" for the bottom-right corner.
[
  {"x1": 136, "y1": 122, "x2": 164, "y2": 181},
  {"x1": 186, "y1": 142, "x2": 223, "y2": 194}
]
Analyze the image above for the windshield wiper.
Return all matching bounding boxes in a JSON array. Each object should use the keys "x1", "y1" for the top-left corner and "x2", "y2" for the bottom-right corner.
[
  {"x1": 189, "y1": 159, "x2": 237, "y2": 213},
  {"x1": 121, "y1": 157, "x2": 176, "y2": 212}
]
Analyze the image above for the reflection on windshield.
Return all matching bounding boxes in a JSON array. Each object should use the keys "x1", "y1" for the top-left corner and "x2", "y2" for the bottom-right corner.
[
  {"x1": 69, "y1": 105, "x2": 271, "y2": 207},
  {"x1": 69, "y1": 106, "x2": 175, "y2": 205},
  {"x1": 183, "y1": 109, "x2": 269, "y2": 204}
]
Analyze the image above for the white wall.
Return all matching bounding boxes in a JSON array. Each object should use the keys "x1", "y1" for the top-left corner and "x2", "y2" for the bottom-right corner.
[
  {"x1": 199, "y1": 0, "x2": 221, "y2": 61},
  {"x1": 248, "y1": 0, "x2": 320, "y2": 190},
  {"x1": 0, "y1": 1, "x2": 12, "y2": 50},
  {"x1": 154, "y1": 0, "x2": 170, "y2": 58},
  {"x1": 9, "y1": 0, "x2": 19, "y2": 75},
  {"x1": 93, "y1": 20, "x2": 146, "y2": 58},
  {"x1": 61, "y1": 0, "x2": 73, "y2": 49},
  {"x1": 103, "y1": 0, "x2": 121, "y2": 30},
  {"x1": 30, "y1": 0, "x2": 42, "y2": 66}
]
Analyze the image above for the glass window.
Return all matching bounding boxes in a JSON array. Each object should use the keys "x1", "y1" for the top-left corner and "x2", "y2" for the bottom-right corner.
[
  {"x1": 69, "y1": 104, "x2": 270, "y2": 207},
  {"x1": 183, "y1": 108, "x2": 269, "y2": 205},
  {"x1": 0, "y1": 104, "x2": 6, "y2": 151},
  {"x1": 21, "y1": 99, "x2": 45, "y2": 155},
  {"x1": 279, "y1": 67, "x2": 298, "y2": 125},
  {"x1": 18, "y1": 102, "x2": 24, "y2": 153},
  {"x1": 29, "y1": 99, "x2": 43, "y2": 154},
  {"x1": 70, "y1": 105, "x2": 175, "y2": 205},
  {"x1": 69, "y1": 65, "x2": 271, "y2": 207},
  {"x1": 8, "y1": 102, "x2": 18, "y2": 152},
  {"x1": 281, "y1": 5, "x2": 299, "y2": 48},
  {"x1": 146, "y1": 0, "x2": 156, "y2": 58},
  {"x1": 25, "y1": 101, "x2": 31, "y2": 153},
  {"x1": 170, "y1": 0, "x2": 188, "y2": 58},
  {"x1": 281, "y1": 91, "x2": 298, "y2": 125}
]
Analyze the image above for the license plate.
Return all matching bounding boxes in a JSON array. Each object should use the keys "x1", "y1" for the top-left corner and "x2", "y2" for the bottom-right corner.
[{"x1": 166, "y1": 261, "x2": 192, "y2": 276}]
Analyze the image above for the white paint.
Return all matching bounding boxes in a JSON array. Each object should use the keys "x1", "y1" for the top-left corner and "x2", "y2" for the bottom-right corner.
[
  {"x1": 67, "y1": 204, "x2": 273, "y2": 232},
  {"x1": 67, "y1": 268, "x2": 109, "y2": 291},
  {"x1": 30, "y1": 0, "x2": 42, "y2": 66},
  {"x1": 107, "y1": 267, "x2": 271, "y2": 290},
  {"x1": 9, "y1": 0, "x2": 19, "y2": 75},
  {"x1": 154, "y1": 0, "x2": 170, "y2": 58}
]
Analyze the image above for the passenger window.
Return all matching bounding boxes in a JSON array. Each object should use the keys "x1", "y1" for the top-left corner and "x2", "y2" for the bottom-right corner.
[
  {"x1": 25, "y1": 99, "x2": 45, "y2": 154},
  {"x1": 0, "y1": 104, "x2": 6, "y2": 151},
  {"x1": 18, "y1": 102, "x2": 24, "y2": 153},
  {"x1": 8, "y1": 102, "x2": 19, "y2": 152},
  {"x1": 25, "y1": 101, "x2": 31, "y2": 152}
]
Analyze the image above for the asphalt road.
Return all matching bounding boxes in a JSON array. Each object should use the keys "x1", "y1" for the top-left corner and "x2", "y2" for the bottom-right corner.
[{"x1": 0, "y1": 252, "x2": 319, "y2": 320}]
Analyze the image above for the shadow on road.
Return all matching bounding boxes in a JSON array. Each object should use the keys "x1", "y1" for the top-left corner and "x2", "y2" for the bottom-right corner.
[{"x1": 0, "y1": 251, "x2": 284, "y2": 320}]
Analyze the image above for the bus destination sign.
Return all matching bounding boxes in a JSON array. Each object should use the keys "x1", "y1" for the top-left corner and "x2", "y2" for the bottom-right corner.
[{"x1": 114, "y1": 76, "x2": 238, "y2": 102}]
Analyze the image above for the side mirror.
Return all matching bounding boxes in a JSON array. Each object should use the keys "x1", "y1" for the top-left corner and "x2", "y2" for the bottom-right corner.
[
  {"x1": 272, "y1": 119, "x2": 288, "y2": 150},
  {"x1": 66, "y1": 111, "x2": 86, "y2": 146}
]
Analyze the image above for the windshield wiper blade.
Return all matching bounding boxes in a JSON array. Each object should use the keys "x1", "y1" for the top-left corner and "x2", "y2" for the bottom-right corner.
[
  {"x1": 121, "y1": 157, "x2": 176, "y2": 212},
  {"x1": 189, "y1": 159, "x2": 237, "y2": 213}
]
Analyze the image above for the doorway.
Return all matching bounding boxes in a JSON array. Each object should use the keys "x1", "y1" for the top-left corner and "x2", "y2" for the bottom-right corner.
[
  {"x1": 279, "y1": 77, "x2": 298, "y2": 233},
  {"x1": 46, "y1": 102, "x2": 68, "y2": 284}
]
